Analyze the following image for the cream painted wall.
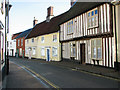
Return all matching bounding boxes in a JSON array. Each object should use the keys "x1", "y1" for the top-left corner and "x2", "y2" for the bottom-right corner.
[
  {"x1": 37, "y1": 32, "x2": 61, "y2": 61},
  {"x1": 25, "y1": 32, "x2": 61, "y2": 61},
  {"x1": 25, "y1": 37, "x2": 38, "y2": 58}
]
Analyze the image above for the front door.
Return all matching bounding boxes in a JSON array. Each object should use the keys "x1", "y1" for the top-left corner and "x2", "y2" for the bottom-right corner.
[
  {"x1": 80, "y1": 43, "x2": 85, "y2": 64},
  {"x1": 47, "y1": 49, "x2": 50, "y2": 61},
  {"x1": 12, "y1": 49, "x2": 14, "y2": 56}
]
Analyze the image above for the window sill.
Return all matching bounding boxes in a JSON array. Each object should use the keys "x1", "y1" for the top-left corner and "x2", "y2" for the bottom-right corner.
[
  {"x1": 87, "y1": 25, "x2": 99, "y2": 30},
  {"x1": 67, "y1": 33, "x2": 73, "y2": 35}
]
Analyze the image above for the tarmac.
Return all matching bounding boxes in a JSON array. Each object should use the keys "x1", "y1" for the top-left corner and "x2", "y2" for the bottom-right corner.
[
  {"x1": 5, "y1": 61, "x2": 46, "y2": 89},
  {"x1": 2, "y1": 57, "x2": 120, "y2": 89}
]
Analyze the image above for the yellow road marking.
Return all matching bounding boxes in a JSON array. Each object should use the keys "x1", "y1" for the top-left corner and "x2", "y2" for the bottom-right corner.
[
  {"x1": 79, "y1": 70, "x2": 120, "y2": 82},
  {"x1": 22, "y1": 66, "x2": 60, "y2": 89}
]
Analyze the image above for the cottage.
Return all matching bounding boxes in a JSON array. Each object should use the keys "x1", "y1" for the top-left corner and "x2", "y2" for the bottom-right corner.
[
  {"x1": 60, "y1": 2, "x2": 120, "y2": 68},
  {"x1": 25, "y1": 6, "x2": 64, "y2": 61},
  {"x1": 15, "y1": 29, "x2": 32, "y2": 58}
]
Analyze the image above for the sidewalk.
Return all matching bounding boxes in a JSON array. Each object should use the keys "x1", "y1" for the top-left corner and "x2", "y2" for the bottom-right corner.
[{"x1": 6, "y1": 61, "x2": 46, "y2": 88}]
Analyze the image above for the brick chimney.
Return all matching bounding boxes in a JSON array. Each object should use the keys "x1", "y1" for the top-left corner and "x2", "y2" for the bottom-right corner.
[
  {"x1": 71, "y1": 0, "x2": 77, "y2": 6},
  {"x1": 33, "y1": 17, "x2": 38, "y2": 27},
  {"x1": 46, "y1": 6, "x2": 54, "y2": 22}
]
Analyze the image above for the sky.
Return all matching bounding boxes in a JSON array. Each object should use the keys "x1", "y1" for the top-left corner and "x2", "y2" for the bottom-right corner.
[{"x1": 8, "y1": 0, "x2": 71, "y2": 40}]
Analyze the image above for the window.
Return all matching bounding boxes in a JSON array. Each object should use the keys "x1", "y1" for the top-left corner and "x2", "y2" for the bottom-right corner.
[
  {"x1": 52, "y1": 47, "x2": 57, "y2": 56},
  {"x1": 32, "y1": 38, "x2": 34, "y2": 43},
  {"x1": 87, "y1": 8, "x2": 98, "y2": 29},
  {"x1": 53, "y1": 35, "x2": 57, "y2": 42},
  {"x1": 67, "y1": 20, "x2": 73, "y2": 34},
  {"x1": 32, "y1": 47, "x2": 36, "y2": 55},
  {"x1": 27, "y1": 40, "x2": 29, "y2": 44},
  {"x1": 21, "y1": 39, "x2": 23, "y2": 46},
  {"x1": 41, "y1": 47, "x2": 45, "y2": 56},
  {"x1": 20, "y1": 48, "x2": 22, "y2": 56},
  {"x1": 41, "y1": 37, "x2": 44, "y2": 43},
  {"x1": 25, "y1": 47, "x2": 28, "y2": 55},
  {"x1": 18, "y1": 40, "x2": 20, "y2": 46},
  {"x1": 70, "y1": 43, "x2": 76, "y2": 57},
  {"x1": 91, "y1": 39, "x2": 102, "y2": 60}
]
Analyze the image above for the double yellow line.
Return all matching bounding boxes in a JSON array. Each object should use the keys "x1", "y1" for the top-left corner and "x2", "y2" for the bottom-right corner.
[{"x1": 22, "y1": 66, "x2": 60, "y2": 89}]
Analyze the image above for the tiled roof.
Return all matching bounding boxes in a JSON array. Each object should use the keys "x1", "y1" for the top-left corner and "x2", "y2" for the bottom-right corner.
[
  {"x1": 26, "y1": 2, "x2": 108, "y2": 39},
  {"x1": 15, "y1": 28, "x2": 32, "y2": 39}
]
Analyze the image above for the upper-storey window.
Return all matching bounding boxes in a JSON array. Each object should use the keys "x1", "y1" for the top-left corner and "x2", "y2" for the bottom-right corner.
[
  {"x1": 53, "y1": 34, "x2": 57, "y2": 42},
  {"x1": 18, "y1": 40, "x2": 20, "y2": 46},
  {"x1": 67, "y1": 20, "x2": 73, "y2": 34},
  {"x1": 41, "y1": 37, "x2": 44, "y2": 43},
  {"x1": 21, "y1": 39, "x2": 23, "y2": 46},
  {"x1": 87, "y1": 8, "x2": 98, "y2": 29},
  {"x1": 32, "y1": 38, "x2": 34, "y2": 43}
]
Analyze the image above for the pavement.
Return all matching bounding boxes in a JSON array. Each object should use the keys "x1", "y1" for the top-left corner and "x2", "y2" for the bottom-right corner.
[
  {"x1": 3, "y1": 57, "x2": 120, "y2": 89},
  {"x1": 5, "y1": 61, "x2": 47, "y2": 89}
]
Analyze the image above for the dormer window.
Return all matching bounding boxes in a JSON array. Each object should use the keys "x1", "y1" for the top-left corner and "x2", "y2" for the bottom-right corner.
[
  {"x1": 41, "y1": 37, "x2": 44, "y2": 43},
  {"x1": 87, "y1": 8, "x2": 98, "y2": 29},
  {"x1": 32, "y1": 38, "x2": 34, "y2": 43}
]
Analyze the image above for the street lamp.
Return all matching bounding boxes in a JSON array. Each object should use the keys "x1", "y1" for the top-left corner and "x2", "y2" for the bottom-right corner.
[{"x1": 5, "y1": 1, "x2": 12, "y2": 75}]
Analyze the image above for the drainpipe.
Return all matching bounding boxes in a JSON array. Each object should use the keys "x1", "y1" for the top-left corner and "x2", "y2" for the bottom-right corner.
[{"x1": 113, "y1": 5, "x2": 119, "y2": 71}]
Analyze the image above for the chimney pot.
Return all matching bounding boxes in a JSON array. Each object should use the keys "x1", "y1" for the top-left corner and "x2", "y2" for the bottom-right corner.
[{"x1": 33, "y1": 17, "x2": 38, "y2": 27}]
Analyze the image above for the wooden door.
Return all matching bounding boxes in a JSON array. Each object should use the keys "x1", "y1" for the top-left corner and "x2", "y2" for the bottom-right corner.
[{"x1": 80, "y1": 43, "x2": 85, "y2": 64}]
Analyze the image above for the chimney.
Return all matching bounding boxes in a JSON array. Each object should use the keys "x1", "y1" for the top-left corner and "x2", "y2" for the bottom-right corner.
[
  {"x1": 33, "y1": 17, "x2": 38, "y2": 27},
  {"x1": 71, "y1": 0, "x2": 77, "y2": 6},
  {"x1": 46, "y1": 6, "x2": 54, "y2": 22}
]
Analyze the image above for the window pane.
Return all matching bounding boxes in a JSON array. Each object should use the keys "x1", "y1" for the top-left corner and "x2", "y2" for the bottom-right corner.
[
  {"x1": 97, "y1": 47, "x2": 102, "y2": 59},
  {"x1": 92, "y1": 11, "x2": 94, "y2": 16},
  {"x1": 93, "y1": 47, "x2": 96, "y2": 58},
  {"x1": 73, "y1": 48, "x2": 76, "y2": 57},
  {"x1": 41, "y1": 48, "x2": 45, "y2": 56},
  {"x1": 88, "y1": 12, "x2": 90, "y2": 17},
  {"x1": 95, "y1": 9, "x2": 98, "y2": 14}
]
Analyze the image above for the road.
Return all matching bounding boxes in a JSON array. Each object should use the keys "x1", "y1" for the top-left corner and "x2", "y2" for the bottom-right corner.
[{"x1": 9, "y1": 57, "x2": 120, "y2": 88}]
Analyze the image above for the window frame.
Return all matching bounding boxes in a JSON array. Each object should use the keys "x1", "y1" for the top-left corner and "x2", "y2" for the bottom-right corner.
[
  {"x1": 41, "y1": 47, "x2": 45, "y2": 56},
  {"x1": 87, "y1": 8, "x2": 99, "y2": 29},
  {"x1": 52, "y1": 47, "x2": 58, "y2": 57},
  {"x1": 70, "y1": 42, "x2": 76, "y2": 57},
  {"x1": 41, "y1": 37, "x2": 44, "y2": 43},
  {"x1": 21, "y1": 38, "x2": 23, "y2": 46},
  {"x1": 53, "y1": 34, "x2": 57, "y2": 42},
  {"x1": 32, "y1": 47, "x2": 36, "y2": 55},
  {"x1": 91, "y1": 38, "x2": 102, "y2": 60},
  {"x1": 32, "y1": 38, "x2": 34, "y2": 43},
  {"x1": 67, "y1": 20, "x2": 73, "y2": 35}
]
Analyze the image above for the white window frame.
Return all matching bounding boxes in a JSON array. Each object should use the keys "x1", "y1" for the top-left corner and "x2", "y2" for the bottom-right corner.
[
  {"x1": 41, "y1": 47, "x2": 45, "y2": 56},
  {"x1": 32, "y1": 47, "x2": 36, "y2": 55},
  {"x1": 53, "y1": 34, "x2": 57, "y2": 42},
  {"x1": 32, "y1": 38, "x2": 34, "y2": 43},
  {"x1": 41, "y1": 37, "x2": 44, "y2": 43},
  {"x1": 25, "y1": 47, "x2": 28, "y2": 55},
  {"x1": 52, "y1": 47, "x2": 57, "y2": 57},
  {"x1": 91, "y1": 39, "x2": 102, "y2": 60},
  {"x1": 70, "y1": 43, "x2": 76, "y2": 57},
  {"x1": 87, "y1": 8, "x2": 98, "y2": 29},
  {"x1": 67, "y1": 20, "x2": 73, "y2": 34}
]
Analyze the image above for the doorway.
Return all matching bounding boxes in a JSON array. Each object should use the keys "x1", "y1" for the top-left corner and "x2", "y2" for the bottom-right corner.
[
  {"x1": 80, "y1": 43, "x2": 85, "y2": 64},
  {"x1": 46, "y1": 49, "x2": 50, "y2": 61}
]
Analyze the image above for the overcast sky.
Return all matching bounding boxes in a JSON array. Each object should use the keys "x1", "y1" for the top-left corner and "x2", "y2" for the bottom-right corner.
[{"x1": 8, "y1": 0, "x2": 70, "y2": 40}]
